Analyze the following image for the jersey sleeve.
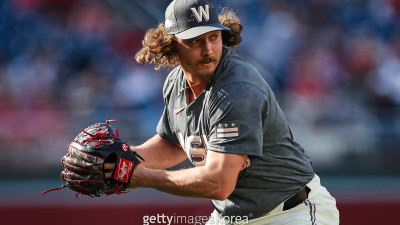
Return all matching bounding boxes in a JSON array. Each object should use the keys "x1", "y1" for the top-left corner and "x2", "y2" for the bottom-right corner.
[
  {"x1": 206, "y1": 82, "x2": 268, "y2": 156},
  {"x1": 156, "y1": 106, "x2": 179, "y2": 145},
  {"x1": 156, "y1": 68, "x2": 180, "y2": 145}
]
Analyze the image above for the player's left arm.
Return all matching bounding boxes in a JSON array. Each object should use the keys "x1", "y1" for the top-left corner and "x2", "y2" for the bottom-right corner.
[{"x1": 106, "y1": 150, "x2": 246, "y2": 200}]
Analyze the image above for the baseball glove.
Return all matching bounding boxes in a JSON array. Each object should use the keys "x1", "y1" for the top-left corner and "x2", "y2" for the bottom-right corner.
[{"x1": 42, "y1": 120, "x2": 144, "y2": 197}]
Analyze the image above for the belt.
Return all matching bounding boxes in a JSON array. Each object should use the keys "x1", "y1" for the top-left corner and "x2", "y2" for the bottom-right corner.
[{"x1": 283, "y1": 186, "x2": 310, "y2": 211}]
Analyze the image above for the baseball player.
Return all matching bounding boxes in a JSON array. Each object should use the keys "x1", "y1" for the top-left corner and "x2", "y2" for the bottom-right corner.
[{"x1": 106, "y1": 0, "x2": 339, "y2": 224}]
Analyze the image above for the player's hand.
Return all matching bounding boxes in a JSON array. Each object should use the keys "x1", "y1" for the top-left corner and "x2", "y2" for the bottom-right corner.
[
  {"x1": 104, "y1": 162, "x2": 142, "y2": 189},
  {"x1": 104, "y1": 163, "x2": 115, "y2": 179}
]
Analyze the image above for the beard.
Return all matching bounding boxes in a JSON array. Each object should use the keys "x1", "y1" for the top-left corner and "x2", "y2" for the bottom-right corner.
[
  {"x1": 179, "y1": 54, "x2": 220, "y2": 85},
  {"x1": 193, "y1": 56, "x2": 217, "y2": 84},
  {"x1": 193, "y1": 71, "x2": 214, "y2": 84}
]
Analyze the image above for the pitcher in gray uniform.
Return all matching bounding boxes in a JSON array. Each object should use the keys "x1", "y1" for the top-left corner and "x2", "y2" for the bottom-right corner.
[{"x1": 108, "y1": 0, "x2": 340, "y2": 224}]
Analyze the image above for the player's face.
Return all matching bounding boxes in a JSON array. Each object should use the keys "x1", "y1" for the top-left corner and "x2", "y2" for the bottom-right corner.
[{"x1": 176, "y1": 31, "x2": 223, "y2": 83}]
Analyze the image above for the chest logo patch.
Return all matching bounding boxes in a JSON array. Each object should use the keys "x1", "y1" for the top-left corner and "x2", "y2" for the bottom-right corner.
[{"x1": 216, "y1": 121, "x2": 239, "y2": 138}]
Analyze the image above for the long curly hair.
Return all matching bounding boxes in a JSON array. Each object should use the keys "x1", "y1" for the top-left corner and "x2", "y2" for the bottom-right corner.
[{"x1": 135, "y1": 9, "x2": 243, "y2": 70}]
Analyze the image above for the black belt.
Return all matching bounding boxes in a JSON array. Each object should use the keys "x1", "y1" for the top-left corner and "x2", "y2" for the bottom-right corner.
[{"x1": 283, "y1": 186, "x2": 311, "y2": 211}]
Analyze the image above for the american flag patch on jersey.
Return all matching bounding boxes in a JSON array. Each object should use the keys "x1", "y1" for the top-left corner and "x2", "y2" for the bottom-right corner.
[{"x1": 216, "y1": 121, "x2": 239, "y2": 138}]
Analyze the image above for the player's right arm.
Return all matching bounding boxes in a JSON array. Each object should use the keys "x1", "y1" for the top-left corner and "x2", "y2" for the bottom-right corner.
[{"x1": 133, "y1": 134, "x2": 188, "y2": 170}]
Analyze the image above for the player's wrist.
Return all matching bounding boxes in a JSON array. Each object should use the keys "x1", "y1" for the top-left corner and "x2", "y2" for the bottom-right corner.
[{"x1": 129, "y1": 163, "x2": 145, "y2": 189}]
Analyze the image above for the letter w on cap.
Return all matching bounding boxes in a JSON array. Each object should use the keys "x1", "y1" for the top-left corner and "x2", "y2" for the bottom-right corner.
[{"x1": 191, "y1": 5, "x2": 210, "y2": 22}]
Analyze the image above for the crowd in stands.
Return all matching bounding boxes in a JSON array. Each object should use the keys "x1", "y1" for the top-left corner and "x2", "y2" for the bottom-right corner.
[{"x1": 0, "y1": 0, "x2": 399, "y2": 175}]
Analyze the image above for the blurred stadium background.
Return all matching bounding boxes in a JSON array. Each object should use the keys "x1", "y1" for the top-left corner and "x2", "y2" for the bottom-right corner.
[{"x1": 0, "y1": 0, "x2": 399, "y2": 224}]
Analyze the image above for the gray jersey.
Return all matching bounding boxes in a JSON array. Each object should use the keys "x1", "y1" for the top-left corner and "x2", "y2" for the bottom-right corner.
[{"x1": 157, "y1": 47, "x2": 314, "y2": 219}]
